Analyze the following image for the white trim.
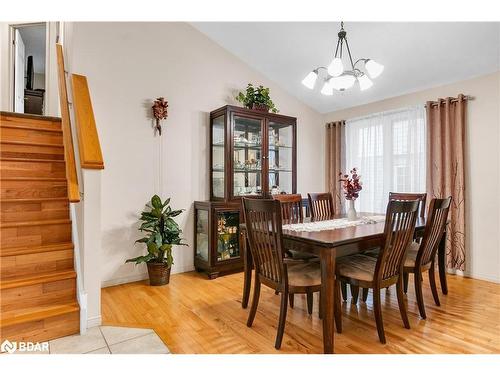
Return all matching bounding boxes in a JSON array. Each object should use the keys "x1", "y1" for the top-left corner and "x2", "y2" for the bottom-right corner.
[
  {"x1": 448, "y1": 268, "x2": 500, "y2": 284},
  {"x1": 87, "y1": 315, "x2": 102, "y2": 329},
  {"x1": 101, "y1": 265, "x2": 195, "y2": 288},
  {"x1": 70, "y1": 204, "x2": 87, "y2": 334}
]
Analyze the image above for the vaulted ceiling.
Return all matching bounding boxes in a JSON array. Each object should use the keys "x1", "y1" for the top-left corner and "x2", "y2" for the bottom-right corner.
[{"x1": 192, "y1": 22, "x2": 500, "y2": 113}]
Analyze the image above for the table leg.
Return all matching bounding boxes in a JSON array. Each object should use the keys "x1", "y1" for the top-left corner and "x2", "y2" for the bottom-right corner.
[
  {"x1": 320, "y1": 248, "x2": 336, "y2": 354},
  {"x1": 241, "y1": 231, "x2": 252, "y2": 308},
  {"x1": 438, "y1": 228, "x2": 448, "y2": 295}
]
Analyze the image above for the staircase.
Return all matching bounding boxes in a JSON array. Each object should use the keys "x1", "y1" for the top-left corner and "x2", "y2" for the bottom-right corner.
[{"x1": 0, "y1": 111, "x2": 80, "y2": 343}]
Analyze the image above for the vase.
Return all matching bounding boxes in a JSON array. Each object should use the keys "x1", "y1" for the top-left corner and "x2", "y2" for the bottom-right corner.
[
  {"x1": 147, "y1": 261, "x2": 171, "y2": 286},
  {"x1": 251, "y1": 103, "x2": 270, "y2": 112},
  {"x1": 347, "y1": 200, "x2": 357, "y2": 221}
]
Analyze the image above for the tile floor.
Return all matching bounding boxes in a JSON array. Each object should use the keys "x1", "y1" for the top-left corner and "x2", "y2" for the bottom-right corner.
[{"x1": 3, "y1": 326, "x2": 170, "y2": 354}]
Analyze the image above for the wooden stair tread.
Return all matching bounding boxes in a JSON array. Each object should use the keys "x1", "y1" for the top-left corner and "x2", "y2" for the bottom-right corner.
[
  {"x1": 0, "y1": 177, "x2": 67, "y2": 181},
  {"x1": 0, "y1": 218, "x2": 71, "y2": 228},
  {"x1": 0, "y1": 302, "x2": 79, "y2": 327},
  {"x1": 0, "y1": 157, "x2": 65, "y2": 163},
  {"x1": 0, "y1": 140, "x2": 64, "y2": 148},
  {"x1": 0, "y1": 242, "x2": 74, "y2": 257},
  {"x1": 0, "y1": 111, "x2": 62, "y2": 123},
  {"x1": 0, "y1": 270, "x2": 77, "y2": 290},
  {"x1": 0, "y1": 123, "x2": 63, "y2": 133},
  {"x1": 1, "y1": 197, "x2": 69, "y2": 203}
]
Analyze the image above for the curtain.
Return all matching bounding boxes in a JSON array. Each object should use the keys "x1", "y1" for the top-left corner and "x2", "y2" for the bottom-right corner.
[
  {"x1": 325, "y1": 121, "x2": 345, "y2": 213},
  {"x1": 345, "y1": 105, "x2": 426, "y2": 214},
  {"x1": 426, "y1": 95, "x2": 467, "y2": 271}
]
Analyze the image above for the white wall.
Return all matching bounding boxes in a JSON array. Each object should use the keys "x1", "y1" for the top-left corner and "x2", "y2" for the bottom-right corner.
[
  {"x1": 65, "y1": 22, "x2": 325, "y2": 286},
  {"x1": 324, "y1": 72, "x2": 500, "y2": 283}
]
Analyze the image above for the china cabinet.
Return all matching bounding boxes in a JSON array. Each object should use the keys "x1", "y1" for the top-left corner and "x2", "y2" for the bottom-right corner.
[{"x1": 194, "y1": 105, "x2": 297, "y2": 278}]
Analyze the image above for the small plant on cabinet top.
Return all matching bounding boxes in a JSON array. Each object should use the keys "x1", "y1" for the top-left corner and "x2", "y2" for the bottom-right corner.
[
  {"x1": 126, "y1": 195, "x2": 187, "y2": 285},
  {"x1": 236, "y1": 83, "x2": 279, "y2": 113}
]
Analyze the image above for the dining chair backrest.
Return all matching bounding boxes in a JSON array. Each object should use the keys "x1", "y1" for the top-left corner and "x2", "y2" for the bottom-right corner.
[
  {"x1": 417, "y1": 197, "x2": 452, "y2": 267},
  {"x1": 307, "y1": 192, "x2": 335, "y2": 220},
  {"x1": 272, "y1": 194, "x2": 303, "y2": 224},
  {"x1": 389, "y1": 192, "x2": 427, "y2": 218},
  {"x1": 242, "y1": 198, "x2": 286, "y2": 285},
  {"x1": 377, "y1": 200, "x2": 420, "y2": 282}
]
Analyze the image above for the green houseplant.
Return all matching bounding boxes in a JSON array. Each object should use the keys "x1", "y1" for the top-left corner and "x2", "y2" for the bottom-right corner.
[
  {"x1": 236, "y1": 83, "x2": 279, "y2": 113},
  {"x1": 126, "y1": 195, "x2": 187, "y2": 286}
]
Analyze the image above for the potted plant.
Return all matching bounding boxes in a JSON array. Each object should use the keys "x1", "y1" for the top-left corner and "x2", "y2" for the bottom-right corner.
[
  {"x1": 236, "y1": 83, "x2": 279, "y2": 113},
  {"x1": 126, "y1": 195, "x2": 187, "y2": 286}
]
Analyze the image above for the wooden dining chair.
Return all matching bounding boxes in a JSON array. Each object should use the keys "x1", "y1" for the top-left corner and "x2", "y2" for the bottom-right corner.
[
  {"x1": 273, "y1": 194, "x2": 320, "y2": 309},
  {"x1": 334, "y1": 200, "x2": 420, "y2": 344},
  {"x1": 242, "y1": 198, "x2": 322, "y2": 349},
  {"x1": 359, "y1": 192, "x2": 428, "y2": 303},
  {"x1": 403, "y1": 197, "x2": 452, "y2": 319},
  {"x1": 307, "y1": 192, "x2": 335, "y2": 220},
  {"x1": 389, "y1": 192, "x2": 427, "y2": 218},
  {"x1": 272, "y1": 194, "x2": 303, "y2": 224}
]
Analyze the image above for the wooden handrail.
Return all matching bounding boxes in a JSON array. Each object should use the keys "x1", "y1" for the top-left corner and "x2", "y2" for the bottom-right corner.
[
  {"x1": 71, "y1": 74, "x2": 104, "y2": 170},
  {"x1": 56, "y1": 43, "x2": 80, "y2": 203}
]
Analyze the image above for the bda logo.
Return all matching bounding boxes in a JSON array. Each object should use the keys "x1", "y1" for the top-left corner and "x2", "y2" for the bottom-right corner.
[{"x1": 1, "y1": 339, "x2": 17, "y2": 354}]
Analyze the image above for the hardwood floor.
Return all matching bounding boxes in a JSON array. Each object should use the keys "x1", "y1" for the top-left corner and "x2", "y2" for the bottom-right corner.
[{"x1": 101, "y1": 271, "x2": 500, "y2": 354}]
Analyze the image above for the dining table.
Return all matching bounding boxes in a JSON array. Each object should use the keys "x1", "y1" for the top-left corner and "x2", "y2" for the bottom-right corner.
[{"x1": 239, "y1": 212, "x2": 449, "y2": 354}]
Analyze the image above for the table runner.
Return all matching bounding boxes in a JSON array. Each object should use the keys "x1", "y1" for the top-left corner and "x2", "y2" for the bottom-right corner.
[{"x1": 282, "y1": 215, "x2": 386, "y2": 232}]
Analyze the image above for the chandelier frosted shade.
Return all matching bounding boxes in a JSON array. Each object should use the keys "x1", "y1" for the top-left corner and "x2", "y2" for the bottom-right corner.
[
  {"x1": 320, "y1": 81, "x2": 334, "y2": 95},
  {"x1": 330, "y1": 74, "x2": 356, "y2": 91},
  {"x1": 365, "y1": 59, "x2": 384, "y2": 79},
  {"x1": 327, "y1": 57, "x2": 344, "y2": 77},
  {"x1": 357, "y1": 74, "x2": 373, "y2": 91},
  {"x1": 301, "y1": 70, "x2": 318, "y2": 89}
]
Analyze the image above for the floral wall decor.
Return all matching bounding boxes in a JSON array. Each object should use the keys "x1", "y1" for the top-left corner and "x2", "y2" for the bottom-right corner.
[{"x1": 152, "y1": 97, "x2": 169, "y2": 135}]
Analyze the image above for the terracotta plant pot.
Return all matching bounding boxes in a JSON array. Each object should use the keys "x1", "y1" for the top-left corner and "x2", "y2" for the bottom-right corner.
[
  {"x1": 251, "y1": 103, "x2": 269, "y2": 112},
  {"x1": 146, "y1": 262, "x2": 171, "y2": 286}
]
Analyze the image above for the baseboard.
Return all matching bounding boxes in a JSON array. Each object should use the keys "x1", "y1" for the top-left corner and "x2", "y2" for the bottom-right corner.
[
  {"x1": 447, "y1": 268, "x2": 500, "y2": 284},
  {"x1": 87, "y1": 315, "x2": 102, "y2": 328},
  {"x1": 101, "y1": 273, "x2": 149, "y2": 288},
  {"x1": 101, "y1": 264, "x2": 196, "y2": 288}
]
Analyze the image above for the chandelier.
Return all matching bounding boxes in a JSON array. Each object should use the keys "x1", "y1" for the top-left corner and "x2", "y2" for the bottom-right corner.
[{"x1": 302, "y1": 22, "x2": 384, "y2": 94}]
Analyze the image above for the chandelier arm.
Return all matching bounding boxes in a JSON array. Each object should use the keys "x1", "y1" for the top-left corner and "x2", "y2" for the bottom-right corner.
[
  {"x1": 344, "y1": 37, "x2": 356, "y2": 71},
  {"x1": 334, "y1": 38, "x2": 341, "y2": 58}
]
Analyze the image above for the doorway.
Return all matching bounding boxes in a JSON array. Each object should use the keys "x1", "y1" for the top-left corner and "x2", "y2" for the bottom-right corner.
[{"x1": 11, "y1": 23, "x2": 47, "y2": 115}]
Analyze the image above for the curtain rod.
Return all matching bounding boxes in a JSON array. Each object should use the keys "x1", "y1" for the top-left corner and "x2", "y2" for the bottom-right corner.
[{"x1": 425, "y1": 95, "x2": 474, "y2": 107}]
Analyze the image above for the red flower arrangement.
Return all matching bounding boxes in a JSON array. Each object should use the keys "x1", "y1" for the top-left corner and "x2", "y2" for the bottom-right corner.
[{"x1": 339, "y1": 168, "x2": 362, "y2": 201}]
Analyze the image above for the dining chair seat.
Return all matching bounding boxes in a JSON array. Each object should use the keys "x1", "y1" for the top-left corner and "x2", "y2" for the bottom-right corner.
[
  {"x1": 287, "y1": 262, "x2": 322, "y2": 288},
  {"x1": 402, "y1": 243, "x2": 420, "y2": 267},
  {"x1": 336, "y1": 254, "x2": 377, "y2": 284}
]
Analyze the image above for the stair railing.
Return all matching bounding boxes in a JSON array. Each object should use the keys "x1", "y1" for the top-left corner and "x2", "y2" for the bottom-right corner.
[{"x1": 56, "y1": 43, "x2": 104, "y2": 334}]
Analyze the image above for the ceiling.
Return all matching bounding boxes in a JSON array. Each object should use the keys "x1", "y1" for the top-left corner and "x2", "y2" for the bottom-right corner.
[
  {"x1": 18, "y1": 24, "x2": 46, "y2": 74},
  {"x1": 192, "y1": 22, "x2": 500, "y2": 113}
]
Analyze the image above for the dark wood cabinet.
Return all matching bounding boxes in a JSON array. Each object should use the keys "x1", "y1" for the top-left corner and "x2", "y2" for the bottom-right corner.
[
  {"x1": 24, "y1": 89, "x2": 45, "y2": 115},
  {"x1": 194, "y1": 105, "x2": 297, "y2": 278}
]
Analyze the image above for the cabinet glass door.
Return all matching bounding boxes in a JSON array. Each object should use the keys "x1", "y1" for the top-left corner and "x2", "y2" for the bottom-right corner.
[
  {"x1": 268, "y1": 121, "x2": 294, "y2": 195},
  {"x1": 216, "y1": 210, "x2": 240, "y2": 262},
  {"x1": 211, "y1": 115, "x2": 225, "y2": 198},
  {"x1": 232, "y1": 116, "x2": 263, "y2": 197}
]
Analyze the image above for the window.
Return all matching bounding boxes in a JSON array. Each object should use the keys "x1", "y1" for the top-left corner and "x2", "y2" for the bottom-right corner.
[{"x1": 345, "y1": 105, "x2": 426, "y2": 213}]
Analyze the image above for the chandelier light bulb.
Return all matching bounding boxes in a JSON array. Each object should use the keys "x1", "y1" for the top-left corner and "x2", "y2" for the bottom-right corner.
[
  {"x1": 327, "y1": 57, "x2": 344, "y2": 77},
  {"x1": 301, "y1": 70, "x2": 318, "y2": 89},
  {"x1": 330, "y1": 74, "x2": 356, "y2": 91},
  {"x1": 320, "y1": 80, "x2": 334, "y2": 96},
  {"x1": 357, "y1": 74, "x2": 373, "y2": 91},
  {"x1": 365, "y1": 59, "x2": 384, "y2": 79}
]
